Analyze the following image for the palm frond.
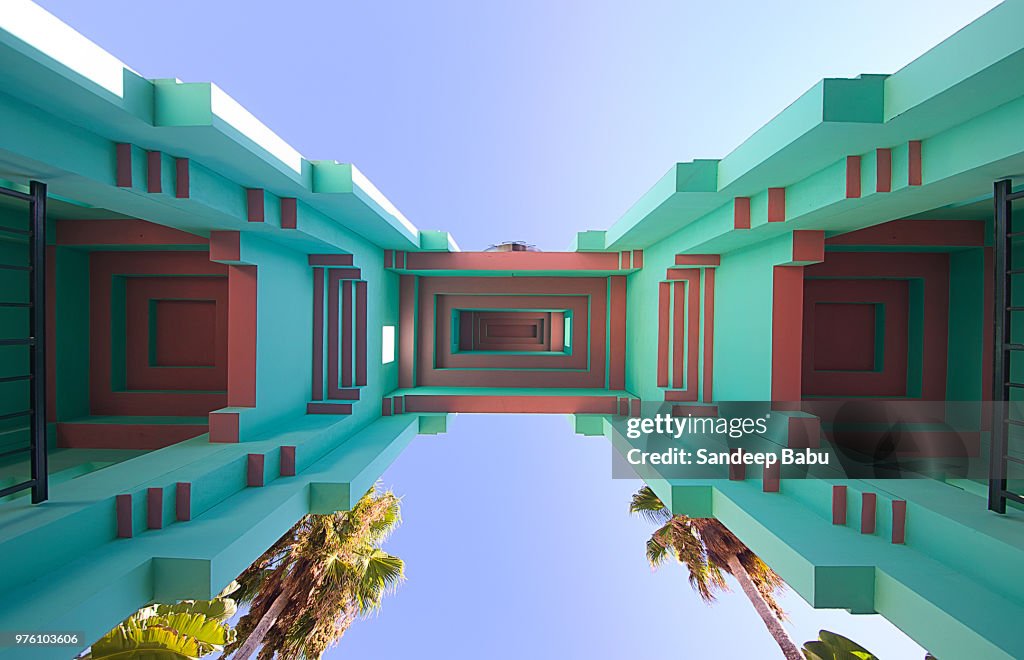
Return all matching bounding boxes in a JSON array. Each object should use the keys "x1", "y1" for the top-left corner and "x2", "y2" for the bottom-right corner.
[{"x1": 629, "y1": 486, "x2": 672, "y2": 524}]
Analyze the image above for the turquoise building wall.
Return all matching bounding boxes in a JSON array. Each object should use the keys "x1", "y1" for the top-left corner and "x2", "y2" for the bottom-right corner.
[{"x1": 1, "y1": 2, "x2": 1024, "y2": 659}]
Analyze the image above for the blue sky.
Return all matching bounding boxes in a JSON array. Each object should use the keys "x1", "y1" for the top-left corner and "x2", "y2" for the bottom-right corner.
[{"x1": 33, "y1": 1, "x2": 1002, "y2": 656}]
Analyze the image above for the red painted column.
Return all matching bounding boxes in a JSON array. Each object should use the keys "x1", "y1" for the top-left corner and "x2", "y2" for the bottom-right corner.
[
  {"x1": 341, "y1": 279, "x2": 353, "y2": 388},
  {"x1": 892, "y1": 500, "x2": 907, "y2": 544},
  {"x1": 175, "y1": 482, "x2": 191, "y2": 521},
  {"x1": 845, "y1": 155, "x2": 861, "y2": 198},
  {"x1": 701, "y1": 269, "x2": 715, "y2": 403},
  {"x1": 355, "y1": 281, "x2": 367, "y2": 386},
  {"x1": 312, "y1": 268, "x2": 324, "y2": 401},
  {"x1": 608, "y1": 276, "x2": 626, "y2": 391},
  {"x1": 832, "y1": 485, "x2": 847, "y2": 525},
  {"x1": 908, "y1": 140, "x2": 923, "y2": 186},
  {"x1": 861, "y1": 492, "x2": 877, "y2": 534},
  {"x1": 399, "y1": 274, "x2": 415, "y2": 390},
  {"x1": 771, "y1": 265, "x2": 803, "y2": 408},
  {"x1": 327, "y1": 272, "x2": 340, "y2": 398},
  {"x1": 657, "y1": 282, "x2": 670, "y2": 388},
  {"x1": 672, "y1": 281, "x2": 686, "y2": 389},
  {"x1": 147, "y1": 487, "x2": 163, "y2": 529},
  {"x1": 116, "y1": 494, "x2": 133, "y2": 538},
  {"x1": 280, "y1": 446, "x2": 296, "y2": 476},
  {"x1": 227, "y1": 265, "x2": 257, "y2": 407},
  {"x1": 876, "y1": 148, "x2": 892, "y2": 193}
]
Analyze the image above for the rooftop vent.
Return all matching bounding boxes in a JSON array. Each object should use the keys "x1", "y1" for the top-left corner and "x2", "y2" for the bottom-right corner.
[{"x1": 485, "y1": 241, "x2": 540, "y2": 252}]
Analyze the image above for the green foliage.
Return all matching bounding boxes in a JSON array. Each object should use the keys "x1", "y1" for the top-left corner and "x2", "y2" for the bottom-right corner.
[
  {"x1": 228, "y1": 482, "x2": 406, "y2": 660},
  {"x1": 630, "y1": 486, "x2": 786, "y2": 616},
  {"x1": 85, "y1": 596, "x2": 237, "y2": 659},
  {"x1": 802, "y1": 630, "x2": 878, "y2": 660}
]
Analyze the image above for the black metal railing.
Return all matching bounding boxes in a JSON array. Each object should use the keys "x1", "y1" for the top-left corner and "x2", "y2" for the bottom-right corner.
[
  {"x1": 0, "y1": 180, "x2": 47, "y2": 503},
  {"x1": 990, "y1": 178, "x2": 1024, "y2": 512}
]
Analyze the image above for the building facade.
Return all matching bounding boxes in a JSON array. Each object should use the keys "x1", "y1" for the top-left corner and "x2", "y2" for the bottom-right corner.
[{"x1": 1, "y1": 1, "x2": 1024, "y2": 658}]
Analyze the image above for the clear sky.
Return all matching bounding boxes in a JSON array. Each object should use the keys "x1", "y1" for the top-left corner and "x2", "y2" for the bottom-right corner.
[{"x1": 33, "y1": 1, "x2": 1002, "y2": 657}]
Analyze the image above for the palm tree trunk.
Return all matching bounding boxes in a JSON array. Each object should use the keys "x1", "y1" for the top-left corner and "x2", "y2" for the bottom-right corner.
[
  {"x1": 725, "y1": 553, "x2": 802, "y2": 660},
  {"x1": 230, "y1": 581, "x2": 294, "y2": 660}
]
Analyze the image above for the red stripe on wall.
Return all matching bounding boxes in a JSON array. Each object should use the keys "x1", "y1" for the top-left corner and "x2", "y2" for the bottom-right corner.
[
  {"x1": 674, "y1": 254, "x2": 720, "y2": 267},
  {"x1": 399, "y1": 275, "x2": 416, "y2": 389},
  {"x1": 280, "y1": 446, "x2": 296, "y2": 477},
  {"x1": 657, "y1": 282, "x2": 670, "y2": 388},
  {"x1": 734, "y1": 197, "x2": 751, "y2": 229},
  {"x1": 908, "y1": 141, "x2": 922, "y2": 186},
  {"x1": 246, "y1": 189, "x2": 265, "y2": 222},
  {"x1": 403, "y1": 394, "x2": 619, "y2": 414},
  {"x1": 672, "y1": 281, "x2": 686, "y2": 389},
  {"x1": 702, "y1": 269, "x2": 715, "y2": 403},
  {"x1": 771, "y1": 266, "x2": 804, "y2": 407},
  {"x1": 832, "y1": 485, "x2": 847, "y2": 525},
  {"x1": 147, "y1": 487, "x2": 163, "y2": 529},
  {"x1": 767, "y1": 188, "x2": 786, "y2": 223},
  {"x1": 175, "y1": 158, "x2": 190, "y2": 198},
  {"x1": 685, "y1": 274, "x2": 700, "y2": 398},
  {"x1": 58, "y1": 219, "x2": 207, "y2": 247},
  {"x1": 227, "y1": 265, "x2": 257, "y2": 407},
  {"x1": 308, "y1": 254, "x2": 354, "y2": 266},
  {"x1": 405, "y1": 251, "x2": 621, "y2": 272},
  {"x1": 57, "y1": 422, "x2": 208, "y2": 449},
  {"x1": 382, "y1": 398, "x2": 393, "y2": 416},
  {"x1": 550, "y1": 310, "x2": 565, "y2": 352},
  {"x1": 355, "y1": 281, "x2": 368, "y2": 386},
  {"x1": 632, "y1": 250, "x2": 644, "y2": 269},
  {"x1": 892, "y1": 500, "x2": 907, "y2": 544},
  {"x1": 281, "y1": 198, "x2": 297, "y2": 229},
  {"x1": 876, "y1": 148, "x2": 892, "y2": 193},
  {"x1": 247, "y1": 453, "x2": 265, "y2": 487},
  {"x1": 116, "y1": 143, "x2": 132, "y2": 188},
  {"x1": 384, "y1": 250, "x2": 393, "y2": 269},
  {"x1": 312, "y1": 268, "x2": 324, "y2": 401},
  {"x1": 861, "y1": 492, "x2": 877, "y2": 534},
  {"x1": 609, "y1": 276, "x2": 626, "y2": 391},
  {"x1": 307, "y1": 402, "x2": 353, "y2": 415},
  {"x1": 729, "y1": 449, "x2": 745, "y2": 481},
  {"x1": 763, "y1": 461, "x2": 780, "y2": 492},
  {"x1": 175, "y1": 482, "x2": 191, "y2": 521},
  {"x1": 147, "y1": 151, "x2": 162, "y2": 193},
  {"x1": 826, "y1": 219, "x2": 984, "y2": 247},
  {"x1": 341, "y1": 279, "x2": 353, "y2": 388},
  {"x1": 845, "y1": 155, "x2": 861, "y2": 198},
  {"x1": 620, "y1": 251, "x2": 631, "y2": 270},
  {"x1": 327, "y1": 272, "x2": 340, "y2": 397},
  {"x1": 116, "y1": 493, "x2": 133, "y2": 538}
]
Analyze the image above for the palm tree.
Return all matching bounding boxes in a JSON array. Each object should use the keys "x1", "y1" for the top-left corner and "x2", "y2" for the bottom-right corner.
[
  {"x1": 82, "y1": 583, "x2": 239, "y2": 659},
  {"x1": 225, "y1": 484, "x2": 405, "y2": 660},
  {"x1": 630, "y1": 486, "x2": 801, "y2": 660}
]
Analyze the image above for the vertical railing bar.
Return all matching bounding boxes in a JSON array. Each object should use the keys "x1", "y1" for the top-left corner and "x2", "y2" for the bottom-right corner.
[
  {"x1": 991, "y1": 179, "x2": 1012, "y2": 513},
  {"x1": 29, "y1": 180, "x2": 47, "y2": 504}
]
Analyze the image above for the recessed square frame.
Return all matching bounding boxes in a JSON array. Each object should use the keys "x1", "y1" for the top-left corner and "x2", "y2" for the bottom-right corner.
[{"x1": 417, "y1": 276, "x2": 608, "y2": 388}]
